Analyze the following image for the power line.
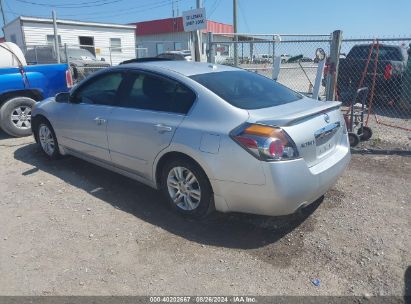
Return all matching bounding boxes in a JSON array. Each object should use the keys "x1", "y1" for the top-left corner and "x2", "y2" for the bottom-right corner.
[
  {"x1": 208, "y1": 0, "x2": 221, "y2": 17},
  {"x1": 79, "y1": 0, "x2": 177, "y2": 19},
  {"x1": 4, "y1": 0, "x2": 17, "y2": 17},
  {"x1": 58, "y1": 0, "x2": 174, "y2": 17},
  {"x1": 14, "y1": 0, "x2": 125, "y2": 9},
  {"x1": 238, "y1": 0, "x2": 249, "y2": 32},
  {"x1": 8, "y1": 0, "x2": 179, "y2": 19}
]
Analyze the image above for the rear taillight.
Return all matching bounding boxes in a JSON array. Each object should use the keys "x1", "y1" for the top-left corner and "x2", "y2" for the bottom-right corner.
[
  {"x1": 66, "y1": 69, "x2": 73, "y2": 88},
  {"x1": 384, "y1": 64, "x2": 392, "y2": 80},
  {"x1": 231, "y1": 123, "x2": 299, "y2": 161}
]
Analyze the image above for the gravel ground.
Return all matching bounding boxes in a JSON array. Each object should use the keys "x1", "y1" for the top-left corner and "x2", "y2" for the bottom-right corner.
[{"x1": 0, "y1": 132, "x2": 410, "y2": 297}]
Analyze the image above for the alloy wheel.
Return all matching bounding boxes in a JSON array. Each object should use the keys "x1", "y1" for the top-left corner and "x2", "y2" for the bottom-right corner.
[
  {"x1": 10, "y1": 106, "x2": 31, "y2": 129},
  {"x1": 38, "y1": 124, "x2": 55, "y2": 156},
  {"x1": 167, "y1": 166, "x2": 201, "y2": 211}
]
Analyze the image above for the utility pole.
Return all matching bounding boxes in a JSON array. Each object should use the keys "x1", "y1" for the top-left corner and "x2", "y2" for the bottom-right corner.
[
  {"x1": 193, "y1": 0, "x2": 202, "y2": 61},
  {"x1": 52, "y1": 10, "x2": 61, "y2": 63},
  {"x1": 233, "y1": 0, "x2": 238, "y2": 66},
  {"x1": 0, "y1": 0, "x2": 7, "y2": 29}
]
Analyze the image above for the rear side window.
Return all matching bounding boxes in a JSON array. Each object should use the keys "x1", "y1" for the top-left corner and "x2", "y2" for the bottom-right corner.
[
  {"x1": 73, "y1": 72, "x2": 123, "y2": 105},
  {"x1": 122, "y1": 73, "x2": 196, "y2": 114},
  {"x1": 190, "y1": 71, "x2": 302, "y2": 109},
  {"x1": 348, "y1": 45, "x2": 404, "y2": 61}
]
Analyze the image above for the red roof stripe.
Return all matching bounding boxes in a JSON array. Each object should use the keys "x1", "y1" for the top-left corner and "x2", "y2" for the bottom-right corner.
[{"x1": 131, "y1": 17, "x2": 233, "y2": 36}]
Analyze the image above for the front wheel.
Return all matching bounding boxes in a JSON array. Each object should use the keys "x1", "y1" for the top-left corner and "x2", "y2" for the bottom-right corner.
[
  {"x1": 35, "y1": 120, "x2": 61, "y2": 159},
  {"x1": 161, "y1": 158, "x2": 214, "y2": 218},
  {"x1": 0, "y1": 97, "x2": 36, "y2": 137}
]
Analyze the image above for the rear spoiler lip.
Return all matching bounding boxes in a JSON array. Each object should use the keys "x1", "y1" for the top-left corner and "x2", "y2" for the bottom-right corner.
[{"x1": 255, "y1": 101, "x2": 342, "y2": 127}]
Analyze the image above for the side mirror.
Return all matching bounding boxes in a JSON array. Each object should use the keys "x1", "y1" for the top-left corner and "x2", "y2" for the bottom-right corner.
[
  {"x1": 55, "y1": 92, "x2": 70, "y2": 103},
  {"x1": 101, "y1": 58, "x2": 106, "y2": 62},
  {"x1": 315, "y1": 48, "x2": 326, "y2": 62}
]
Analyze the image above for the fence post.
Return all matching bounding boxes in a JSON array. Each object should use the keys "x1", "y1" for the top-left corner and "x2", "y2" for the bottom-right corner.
[
  {"x1": 325, "y1": 30, "x2": 343, "y2": 101},
  {"x1": 52, "y1": 10, "x2": 60, "y2": 64},
  {"x1": 64, "y1": 43, "x2": 68, "y2": 63},
  {"x1": 207, "y1": 32, "x2": 215, "y2": 63}
]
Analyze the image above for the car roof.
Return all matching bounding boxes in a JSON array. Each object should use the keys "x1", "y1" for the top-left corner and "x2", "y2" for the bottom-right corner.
[{"x1": 115, "y1": 61, "x2": 239, "y2": 76}]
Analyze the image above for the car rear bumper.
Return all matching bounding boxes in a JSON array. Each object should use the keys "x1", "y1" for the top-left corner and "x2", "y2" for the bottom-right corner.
[{"x1": 211, "y1": 137, "x2": 351, "y2": 216}]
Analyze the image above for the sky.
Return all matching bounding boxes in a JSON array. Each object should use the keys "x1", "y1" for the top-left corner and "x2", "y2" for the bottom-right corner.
[{"x1": 1, "y1": 0, "x2": 411, "y2": 37}]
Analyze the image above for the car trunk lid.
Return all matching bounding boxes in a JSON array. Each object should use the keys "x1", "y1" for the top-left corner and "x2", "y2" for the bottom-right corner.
[{"x1": 247, "y1": 97, "x2": 344, "y2": 167}]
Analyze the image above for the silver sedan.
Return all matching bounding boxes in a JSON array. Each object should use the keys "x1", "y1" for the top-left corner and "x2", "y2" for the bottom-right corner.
[{"x1": 31, "y1": 61, "x2": 350, "y2": 218}]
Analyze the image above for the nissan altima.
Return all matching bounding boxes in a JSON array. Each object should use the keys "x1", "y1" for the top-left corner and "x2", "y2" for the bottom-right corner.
[{"x1": 31, "y1": 61, "x2": 350, "y2": 218}]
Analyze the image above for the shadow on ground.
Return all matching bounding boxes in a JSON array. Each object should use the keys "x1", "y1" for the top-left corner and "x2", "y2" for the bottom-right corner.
[
  {"x1": 0, "y1": 130, "x2": 13, "y2": 140},
  {"x1": 14, "y1": 143, "x2": 321, "y2": 250},
  {"x1": 405, "y1": 266, "x2": 411, "y2": 304}
]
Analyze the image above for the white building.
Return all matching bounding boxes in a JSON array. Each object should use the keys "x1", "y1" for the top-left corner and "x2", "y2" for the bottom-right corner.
[{"x1": 2, "y1": 16, "x2": 136, "y2": 65}]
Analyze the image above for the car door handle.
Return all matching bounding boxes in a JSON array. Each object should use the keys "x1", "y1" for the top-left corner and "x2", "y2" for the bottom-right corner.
[
  {"x1": 94, "y1": 117, "x2": 107, "y2": 125},
  {"x1": 154, "y1": 123, "x2": 172, "y2": 133}
]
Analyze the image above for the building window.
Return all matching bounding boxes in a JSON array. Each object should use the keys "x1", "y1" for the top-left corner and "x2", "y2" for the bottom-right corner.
[
  {"x1": 10, "y1": 34, "x2": 17, "y2": 44},
  {"x1": 156, "y1": 43, "x2": 164, "y2": 55},
  {"x1": 174, "y1": 42, "x2": 182, "y2": 51},
  {"x1": 46, "y1": 35, "x2": 62, "y2": 46},
  {"x1": 110, "y1": 38, "x2": 122, "y2": 53}
]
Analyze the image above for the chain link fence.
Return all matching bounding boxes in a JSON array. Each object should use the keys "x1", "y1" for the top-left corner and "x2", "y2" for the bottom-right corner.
[
  {"x1": 209, "y1": 34, "x2": 332, "y2": 98},
  {"x1": 208, "y1": 33, "x2": 411, "y2": 151},
  {"x1": 337, "y1": 37, "x2": 411, "y2": 150}
]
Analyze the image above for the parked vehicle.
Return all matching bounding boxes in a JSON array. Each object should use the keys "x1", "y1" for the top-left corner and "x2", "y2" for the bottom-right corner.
[
  {"x1": 25, "y1": 46, "x2": 110, "y2": 82},
  {"x1": 0, "y1": 42, "x2": 27, "y2": 67},
  {"x1": 0, "y1": 43, "x2": 71, "y2": 137},
  {"x1": 280, "y1": 54, "x2": 291, "y2": 63},
  {"x1": 330, "y1": 44, "x2": 409, "y2": 104},
  {"x1": 157, "y1": 50, "x2": 192, "y2": 61},
  {"x1": 300, "y1": 57, "x2": 314, "y2": 63},
  {"x1": 32, "y1": 61, "x2": 350, "y2": 218},
  {"x1": 253, "y1": 54, "x2": 272, "y2": 64}
]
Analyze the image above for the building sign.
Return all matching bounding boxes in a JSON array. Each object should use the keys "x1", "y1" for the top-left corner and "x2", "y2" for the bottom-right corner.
[{"x1": 182, "y1": 8, "x2": 207, "y2": 32}]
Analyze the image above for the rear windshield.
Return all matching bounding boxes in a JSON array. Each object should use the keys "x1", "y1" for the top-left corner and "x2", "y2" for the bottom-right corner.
[
  {"x1": 348, "y1": 45, "x2": 404, "y2": 61},
  {"x1": 190, "y1": 71, "x2": 302, "y2": 109}
]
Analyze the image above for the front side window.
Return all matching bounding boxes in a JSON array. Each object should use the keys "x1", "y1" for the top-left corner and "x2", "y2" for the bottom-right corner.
[
  {"x1": 110, "y1": 38, "x2": 122, "y2": 53},
  {"x1": 122, "y1": 73, "x2": 195, "y2": 114},
  {"x1": 190, "y1": 71, "x2": 302, "y2": 110},
  {"x1": 72, "y1": 72, "x2": 123, "y2": 105}
]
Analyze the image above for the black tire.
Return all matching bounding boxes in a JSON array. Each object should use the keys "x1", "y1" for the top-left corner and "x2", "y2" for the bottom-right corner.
[
  {"x1": 34, "y1": 118, "x2": 62, "y2": 160},
  {"x1": 348, "y1": 132, "x2": 360, "y2": 147},
  {"x1": 357, "y1": 126, "x2": 372, "y2": 141},
  {"x1": 0, "y1": 97, "x2": 36, "y2": 137},
  {"x1": 161, "y1": 158, "x2": 214, "y2": 218}
]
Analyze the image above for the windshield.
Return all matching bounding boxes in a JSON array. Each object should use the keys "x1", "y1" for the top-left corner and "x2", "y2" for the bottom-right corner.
[
  {"x1": 190, "y1": 71, "x2": 302, "y2": 109},
  {"x1": 348, "y1": 45, "x2": 404, "y2": 61},
  {"x1": 63, "y1": 48, "x2": 96, "y2": 60}
]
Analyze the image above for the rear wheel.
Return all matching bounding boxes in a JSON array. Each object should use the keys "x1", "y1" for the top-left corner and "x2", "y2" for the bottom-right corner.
[
  {"x1": 161, "y1": 158, "x2": 214, "y2": 218},
  {"x1": 0, "y1": 97, "x2": 36, "y2": 137}
]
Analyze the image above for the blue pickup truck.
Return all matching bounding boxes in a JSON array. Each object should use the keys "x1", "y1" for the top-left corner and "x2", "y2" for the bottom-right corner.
[{"x1": 0, "y1": 64, "x2": 71, "y2": 137}]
